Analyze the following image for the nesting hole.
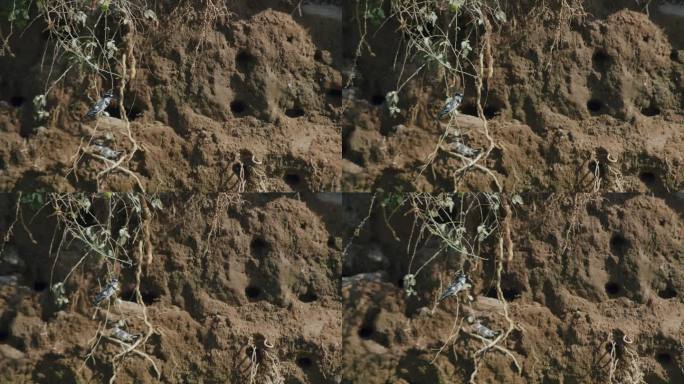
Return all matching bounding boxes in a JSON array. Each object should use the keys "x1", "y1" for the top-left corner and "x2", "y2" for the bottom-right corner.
[
  {"x1": 357, "y1": 325, "x2": 374, "y2": 339},
  {"x1": 250, "y1": 237, "x2": 268, "y2": 258},
  {"x1": 245, "y1": 285, "x2": 262, "y2": 301},
  {"x1": 587, "y1": 99, "x2": 603, "y2": 114},
  {"x1": 298, "y1": 289, "x2": 318, "y2": 303},
  {"x1": 109, "y1": 103, "x2": 144, "y2": 121},
  {"x1": 610, "y1": 233, "x2": 629, "y2": 255},
  {"x1": 0, "y1": 329, "x2": 8, "y2": 342},
  {"x1": 230, "y1": 100, "x2": 247, "y2": 115},
  {"x1": 639, "y1": 171, "x2": 656, "y2": 185},
  {"x1": 605, "y1": 281, "x2": 621, "y2": 296},
  {"x1": 657, "y1": 286, "x2": 677, "y2": 299},
  {"x1": 326, "y1": 88, "x2": 343, "y2": 99},
  {"x1": 460, "y1": 103, "x2": 479, "y2": 117},
  {"x1": 483, "y1": 104, "x2": 502, "y2": 119},
  {"x1": 641, "y1": 104, "x2": 660, "y2": 117},
  {"x1": 9, "y1": 96, "x2": 25, "y2": 107},
  {"x1": 284, "y1": 173, "x2": 302, "y2": 188},
  {"x1": 296, "y1": 355, "x2": 314, "y2": 369},
  {"x1": 370, "y1": 94, "x2": 385, "y2": 106},
  {"x1": 33, "y1": 280, "x2": 47, "y2": 292},
  {"x1": 485, "y1": 286, "x2": 522, "y2": 301},
  {"x1": 592, "y1": 49, "x2": 611, "y2": 70},
  {"x1": 655, "y1": 351, "x2": 672, "y2": 365},
  {"x1": 235, "y1": 50, "x2": 256, "y2": 73},
  {"x1": 284, "y1": 107, "x2": 305, "y2": 118},
  {"x1": 140, "y1": 290, "x2": 160, "y2": 305}
]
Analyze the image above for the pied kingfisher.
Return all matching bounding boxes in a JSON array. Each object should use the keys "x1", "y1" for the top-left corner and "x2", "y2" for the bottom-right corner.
[
  {"x1": 94, "y1": 278, "x2": 119, "y2": 304},
  {"x1": 85, "y1": 90, "x2": 115, "y2": 119},
  {"x1": 438, "y1": 273, "x2": 471, "y2": 302},
  {"x1": 437, "y1": 92, "x2": 463, "y2": 120}
]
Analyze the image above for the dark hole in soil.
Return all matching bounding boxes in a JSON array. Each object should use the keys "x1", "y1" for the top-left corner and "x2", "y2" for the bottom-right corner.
[
  {"x1": 657, "y1": 286, "x2": 677, "y2": 299},
  {"x1": 230, "y1": 100, "x2": 246, "y2": 115},
  {"x1": 639, "y1": 171, "x2": 656, "y2": 185},
  {"x1": 284, "y1": 173, "x2": 301, "y2": 187},
  {"x1": 140, "y1": 290, "x2": 159, "y2": 305},
  {"x1": 250, "y1": 237, "x2": 268, "y2": 258},
  {"x1": 0, "y1": 329, "x2": 8, "y2": 342},
  {"x1": 284, "y1": 107, "x2": 305, "y2": 118},
  {"x1": 235, "y1": 50, "x2": 255, "y2": 73},
  {"x1": 10, "y1": 96, "x2": 25, "y2": 107},
  {"x1": 484, "y1": 105, "x2": 501, "y2": 119},
  {"x1": 587, "y1": 99, "x2": 603, "y2": 113},
  {"x1": 486, "y1": 286, "x2": 521, "y2": 301},
  {"x1": 671, "y1": 49, "x2": 681, "y2": 62},
  {"x1": 296, "y1": 356, "x2": 313, "y2": 369},
  {"x1": 460, "y1": 103, "x2": 478, "y2": 117},
  {"x1": 120, "y1": 288, "x2": 135, "y2": 301},
  {"x1": 592, "y1": 49, "x2": 610, "y2": 68},
  {"x1": 370, "y1": 94, "x2": 385, "y2": 106},
  {"x1": 397, "y1": 277, "x2": 404, "y2": 289},
  {"x1": 327, "y1": 235, "x2": 337, "y2": 248},
  {"x1": 245, "y1": 285, "x2": 262, "y2": 301},
  {"x1": 655, "y1": 352, "x2": 672, "y2": 365},
  {"x1": 357, "y1": 325, "x2": 374, "y2": 339},
  {"x1": 298, "y1": 290, "x2": 318, "y2": 303},
  {"x1": 327, "y1": 88, "x2": 343, "y2": 99},
  {"x1": 232, "y1": 162, "x2": 243, "y2": 176},
  {"x1": 641, "y1": 104, "x2": 660, "y2": 117},
  {"x1": 610, "y1": 233, "x2": 628, "y2": 255},
  {"x1": 33, "y1": 280, "x2": 47, "y2": 292},
  {"x1": 605, "y1": 282, "x2": 621, "y2": 296},
  {"x1": 108, "y1": 103, "x2": 144, "y2": 121}
]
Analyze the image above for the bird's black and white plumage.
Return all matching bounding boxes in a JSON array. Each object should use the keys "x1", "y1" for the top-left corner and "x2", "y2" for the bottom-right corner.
[
  {"x1": 85, "y1": 91, "x2": 115, "y2": 119},
  {"x1": 437, "y1": 92, "x2": 463, "y2": 119},
  {"x1": 111, "y1": 323, "x2": 140, "y2": 343},
  {"x1": 94, "y1": 278, "x2": 119, "y2": 304},
  {"x1": 473, "y1": 320, "x2": 499, "y2": 339},
  {"x1": 438, "y1": 273, "x2": 471, "y2": 302}
]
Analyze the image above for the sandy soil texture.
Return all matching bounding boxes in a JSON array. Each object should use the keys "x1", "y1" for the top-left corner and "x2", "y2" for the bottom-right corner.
[
  {"x1": 0, "y1": 1, "x2": 341, "y2": 192},
  {"x1": 0, "y1": 193, "x2": 342, "y2": 383},
  {"x1": 342, "y1": 1, "x2": 684, "y2": 192},
  {"x1": 342, "y1": 193, "x2": 683, "y2": 383}
]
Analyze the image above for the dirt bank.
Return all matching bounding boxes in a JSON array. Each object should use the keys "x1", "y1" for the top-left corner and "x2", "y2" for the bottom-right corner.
[
  {"x1": 0, "y1": 193, "x2": 342, "y2": 383},
  {"x1": 342, "y1": 193, "x2": 683, "y2": 383},
  {"x1": 0, "y1": 1, "x2": 341, "y2": 192},
  {"x1": 342, "y1": 1, "x2": 684, "y2": 193}
]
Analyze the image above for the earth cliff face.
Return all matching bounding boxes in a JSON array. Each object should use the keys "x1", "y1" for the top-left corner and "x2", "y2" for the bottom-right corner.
[
  {"x1": 342, "y1": 1, "x2": 684, "y2": 192},
  {"x1": 0, "y1": 1, "x2": 341, "y2": 192},
  {"x1": 0, "y1": 193, "x2": 343, "y2": 383},
  {"x1": 342, "y1": 193, "x2": 684, "y2": 383}
]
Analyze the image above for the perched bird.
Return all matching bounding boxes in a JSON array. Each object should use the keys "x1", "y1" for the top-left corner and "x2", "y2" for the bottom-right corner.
[
  {"x1": 438, "y1": 273, "x2": 472, "y2": 302},
  {"x1": 94, "y1": 278, "x2": 119, "y2": 304},
  {"x1": 85, "y1": 90, "x2": 115, "y2": 119},
  {"x1": 91, "y1": 143, "x2": 122, "y2": 160},
  {"x1": 473, "y1": 320, "x2": 499, "y2": 339},
  {"x1": 449, "y1": 140, "x2": 479, "y2": 157},
  {"x1": 111, "y1": 323, "x2": 140, "y2": 343},
  {"x1": 437, "y1": 92, "x2": 463, "y2": 119}
]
